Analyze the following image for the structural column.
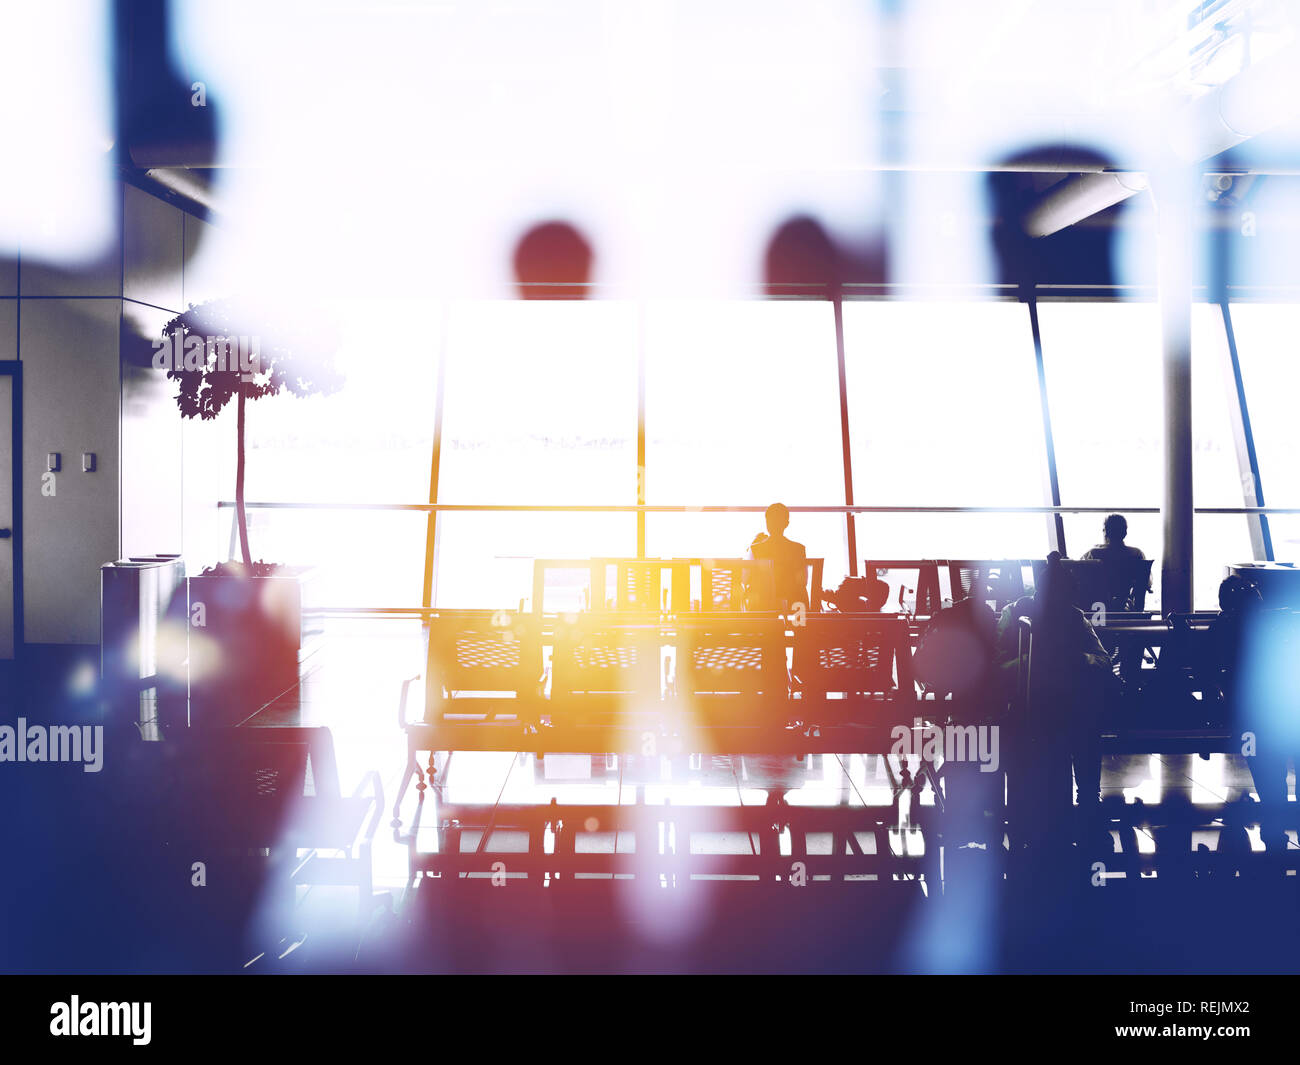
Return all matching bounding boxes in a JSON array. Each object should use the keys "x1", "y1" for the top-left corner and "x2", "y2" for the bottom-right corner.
[
  {"x1": 832, "y1": 291, "x2": 858, "y2": 576},
  {"x1": 1154, "y1": 170, "x2": 1195, "y2": 613},
  {"x1": 1025, "y1": 293, "x2": 1066, "y2": 556}
]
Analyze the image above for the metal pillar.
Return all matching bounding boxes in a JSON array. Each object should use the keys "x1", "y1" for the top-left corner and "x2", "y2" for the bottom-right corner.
[
  {"x1": 636, "y1": 302, "x2": 647, "y2": 559},
  {"x1": 1155, "y1": 173, "x2": 1195, "y2": 613},
  {"x1": 833, "y1": 293, "x2": 859, "y2": 576},
  {"x1": 1025, "y1": 293, "x2": 1066, "y2": 556},
  {"x1": 422, "y1": 307, "x2": 450, "y2": 610}
]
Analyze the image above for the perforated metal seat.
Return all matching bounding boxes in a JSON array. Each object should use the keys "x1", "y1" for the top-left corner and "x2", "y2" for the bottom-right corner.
[
  {"x1": 427, "y1": 611, "x2": 542, "y2": 713},
  {"x1": 947, "y1": 560, "x2": 1028, "y2": 612},
  {"x1": 550, "y1": 616, "x2": 664, "y2": 726},
  {"x1": 701, "y1": 558, "x2": 776, "y2": 612},
  {"x1": 794, "y1": 613, "x2": 915, "y2": 726},
  {"x1": 674, "y1": 615, "x2": 789, "y2": 727}
]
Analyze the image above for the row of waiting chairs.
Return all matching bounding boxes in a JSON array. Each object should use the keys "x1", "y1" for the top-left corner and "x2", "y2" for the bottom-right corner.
[
  {"x1": 406, "y1": 608, "x2": 1254, "y2": 748},
  {"x1": 867, "y1": 557, "x2": 1153, "y2": 615},
  {"x1": 534, "y1": 557, "x2": 825, "y2": 614},
  {"x1": 533, "y1": 556, "x2": 1153, "y2": 619},
  {"x1": 412, "y1": 611, "x2": 914, "y2": 734}
]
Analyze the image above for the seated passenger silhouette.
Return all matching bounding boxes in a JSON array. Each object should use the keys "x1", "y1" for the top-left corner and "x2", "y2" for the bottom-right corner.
[
  {"x1": 1080, "y1": 513, "x2": 1152, "y2": 609},
  {"x1": 747, "y1": 503, "x2": 808, "y2": 612}
]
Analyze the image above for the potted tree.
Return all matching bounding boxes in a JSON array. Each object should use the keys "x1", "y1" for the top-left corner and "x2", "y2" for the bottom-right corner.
[{"x1": 160, "y1": 297, "x2": 343, "y2": 725}]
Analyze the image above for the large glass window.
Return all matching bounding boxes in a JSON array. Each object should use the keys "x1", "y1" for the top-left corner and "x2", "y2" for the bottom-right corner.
[
  {"x1": 434, "y1": 300, "x2": 639, "y2": 607},
  {"x1": 1191, "y1": 305, "x2": 1251, "y2": 510},
  {"x1": 243, "y1": 298, "x2": 440, "y2": 504},
  {"x1": 1042, "y1": 302, "x2": 1163, "y2": 607},
  {"x1": 244, "y1": 509, "x2": 429, "y2": 609},
  {"x1": 644, "y1": 300, "x2": 848, "y2": 585},
  {"x1": 438, "y1": 300, "x2": 638, "y2": 505},
  {"x1": 433, "y1": 513, "x2": 636, "y2": 610},
  {"x1": 1042, "y1": 302, "x2": 1252, "y2": 608},
  {"x1": 199, "y1": 295, "x2": 1262, "y2": 612},
  {"x1": 215, "y1": 298, "x2": 441, "y2": 607},
  {"x1": 843, "y1": 300, "x2": 1048, "y2": 564},
  {"x1": 1230, "y1": 303, "x2": 1300, "y2": 563},
  {"x1": 1191, "y1": 304, "x2": 1257, "y2": 606},
  {"x1": 1039, "y1": 302, "x2": 1162, "y2": 509}
]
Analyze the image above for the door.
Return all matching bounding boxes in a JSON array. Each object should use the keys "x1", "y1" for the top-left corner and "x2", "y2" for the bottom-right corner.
[{"x1": 0, "y1": 366, "x2": 17, "y2": 659}]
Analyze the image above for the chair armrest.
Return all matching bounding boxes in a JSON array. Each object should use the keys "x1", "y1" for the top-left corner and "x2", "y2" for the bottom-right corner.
[
  {"x1": 397, "y1": 673, "x2": 422, "y2": 729},
  {"x1": 1015, "y1": 615, "x2": 1033, "y2": 719}
]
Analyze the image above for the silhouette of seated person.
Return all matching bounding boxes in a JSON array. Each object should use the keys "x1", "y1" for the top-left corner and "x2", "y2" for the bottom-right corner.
[
  {"x1": 1080, "y1": 513, "x2": 1152, "y2": 610},
  {"x1": 746, "y1": 503, "x2": 808, "y2": 612},
  {"x1": 996, "y1": 552, "x2": 1116, "y2": 836},
  {"x1": 1210, "y1": 575, "x2": 1300, "y2": 846}
]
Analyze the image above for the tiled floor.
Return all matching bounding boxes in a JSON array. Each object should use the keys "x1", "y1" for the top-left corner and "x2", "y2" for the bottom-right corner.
[{"x1": 5, "y1": 621, "x2": 1298, "y2": 972}]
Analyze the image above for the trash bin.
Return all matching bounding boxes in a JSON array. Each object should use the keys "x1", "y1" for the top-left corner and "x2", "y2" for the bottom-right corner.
[{"x1": 100, "y1": 555, "x2": 187, "y2": 739}]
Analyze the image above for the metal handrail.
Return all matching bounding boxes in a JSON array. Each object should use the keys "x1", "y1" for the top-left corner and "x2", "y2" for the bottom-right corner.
[{"x1": 216, "y1": 500, "x2": 1300, "y2": 515}]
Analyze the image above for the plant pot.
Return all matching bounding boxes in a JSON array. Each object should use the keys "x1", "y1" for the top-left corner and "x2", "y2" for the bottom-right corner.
[{"x1": 187, "y1": 565, "x2": 318, "y2": 727}]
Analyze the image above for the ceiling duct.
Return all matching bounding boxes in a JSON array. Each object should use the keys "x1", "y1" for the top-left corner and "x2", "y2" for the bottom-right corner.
[
  {"x1": 1022, "y1": 170, "x2": 1150, "y2": 238},
  {"x1": 1021, "y1": 40, "x2": 1300, "y2": 237}
]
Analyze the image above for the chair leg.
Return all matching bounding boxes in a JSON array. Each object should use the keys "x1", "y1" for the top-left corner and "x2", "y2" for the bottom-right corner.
[{"x1": 392, "y1": 744, "x2": 425, "y2": 827}]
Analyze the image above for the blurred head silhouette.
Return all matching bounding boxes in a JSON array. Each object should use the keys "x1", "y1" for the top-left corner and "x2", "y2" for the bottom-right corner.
[
  {"x1": 765, "y1": 502, "x2": 790, "y2": 537},
  {"x1": 513, "y1": 221, "x2": 593, "y2": 299},
  {"x1": 1218, "y1": 574, "x2": 1263, "y2": 616},
  {"x1": 1102, "y1": 513, "x2": 1128, "y2": 543}
]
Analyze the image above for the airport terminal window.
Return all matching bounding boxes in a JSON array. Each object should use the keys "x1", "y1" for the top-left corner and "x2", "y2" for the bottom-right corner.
[
  {"x1": 434, "y1": 299, "x2": 639, "y2": 606},
  {"x1": 1230, "y1": 302, "x2": 1300, "y2": 563},
  {"x1": 433, "y1": 513, "x2": 636, "y2": 610},
  {"x1": 643, "y1": 300, "x2": 848, "y2": 584},
  {"x1": 242, "y1": 298, "x2": 441, "y2": 503},
  {"x1": 244, "y1": 508, "x2": 429, "y2": 609},
  {"x1": 1190, "y1": 305, "x2": 1258, "y2": 605},
  {"x1": 438, "y1": 299, "x2": 638, "y2": 505},
  {"x1": 208, "y1": 296, "x2": 1259, "y2": 611},
  {"x1": 1040, "y1": 303, "x2": 1163, "y2": 602},
  {"x1": 842, "y1": 300, "x2": 1048, "y2": 562},
  {"x1": 237, "y1": 298, "x2": 442, "y2": 606},
  {"x1": 1038, "y1": 302, "x2": 1163, "y2": 510},
  {"x1": 1041, "y1": 301, "x2": 1249, "y2": 608}
]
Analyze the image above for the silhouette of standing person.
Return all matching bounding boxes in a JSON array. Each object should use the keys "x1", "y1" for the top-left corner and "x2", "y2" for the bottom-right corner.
[{"x1": 747, "y1": 503, "x2": 808, "y2": 612}]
